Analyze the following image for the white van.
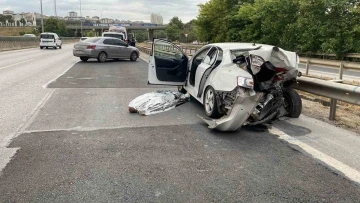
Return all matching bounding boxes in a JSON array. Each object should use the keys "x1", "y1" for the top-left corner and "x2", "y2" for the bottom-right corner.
[
  {"x1": 102, "y1": 32, "x2": 126, "y2": 41},
  {"x1": 40, "y1": 32, "x2": 62, "y2": 49}
]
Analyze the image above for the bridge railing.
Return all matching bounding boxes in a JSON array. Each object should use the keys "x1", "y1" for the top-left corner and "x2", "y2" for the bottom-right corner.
[{"x1": 0, "y1": 37, "x2": 80, "y2": 51}]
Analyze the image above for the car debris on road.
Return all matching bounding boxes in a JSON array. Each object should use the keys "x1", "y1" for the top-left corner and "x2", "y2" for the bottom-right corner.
[{"x1": 128, "y1": 90, "x2": 190, "y2": 116}]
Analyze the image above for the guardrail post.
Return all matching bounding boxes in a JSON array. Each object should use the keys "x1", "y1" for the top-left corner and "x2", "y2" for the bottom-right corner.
[
  {"x1": 305, "y1": 59, "x2": 310, "y2": 75},
  {"x1": 339, "y1": 62, "x2": 344, "y2": 80},
  {"x1": 329, "y1": 99, "x2": 337, "y2": 121}
]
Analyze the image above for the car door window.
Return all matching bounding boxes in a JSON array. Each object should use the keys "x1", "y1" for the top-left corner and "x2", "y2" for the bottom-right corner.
[
  {"x1": 154, "y1": 41, "x2": 184, "y2": 59},
  {"x1": 103, "y1": 39, "x2": 114, "y2": 45},
  {"x1": 113, "y1": 39, "x2": 127, "y2": 47},
  {"x1": 203, "y1": 47, "x2": 218, "y2": 65}
]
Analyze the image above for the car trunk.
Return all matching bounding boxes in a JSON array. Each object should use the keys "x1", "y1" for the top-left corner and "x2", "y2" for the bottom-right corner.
[{"x1": 74, "y1": 42, "x2": 92, "y2": 50}]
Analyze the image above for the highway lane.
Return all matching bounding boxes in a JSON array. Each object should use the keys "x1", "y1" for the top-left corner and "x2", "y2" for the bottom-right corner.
[
  {"x1": 298, "y1": 63, "x2": 360, "y2": 81},
  {"x1": 0, "y1": 48, "x2": 359, "y2": 202}
]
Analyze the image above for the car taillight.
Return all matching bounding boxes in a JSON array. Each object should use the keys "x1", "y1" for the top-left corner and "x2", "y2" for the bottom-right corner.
[
  {"x1": 87, "y1": 45, "x2": 96, "y2": 49},
  {"x1": 237, "y1": 76, "x2": 254, "y2": 89}
]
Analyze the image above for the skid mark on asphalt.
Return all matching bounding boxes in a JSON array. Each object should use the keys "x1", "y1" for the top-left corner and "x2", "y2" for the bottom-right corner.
[{"x1": 1, "y1": 125, "x2": 360, "y2": 202}]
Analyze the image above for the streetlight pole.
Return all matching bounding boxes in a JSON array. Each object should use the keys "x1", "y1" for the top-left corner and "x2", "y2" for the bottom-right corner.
[
  {"x1": 94, "y1": 9, "x2": 107, "y2": 34},
  {"x1": 40, "y1": 0, "x2": 44, "y2": 32},
  {"x1": 80, "y1": 0, "x2": 83, "y2": 37}
]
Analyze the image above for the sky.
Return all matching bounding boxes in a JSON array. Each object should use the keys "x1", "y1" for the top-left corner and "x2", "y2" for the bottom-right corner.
[{"x1": 0, "y1": 0, "x2": 209, "y2": 23}]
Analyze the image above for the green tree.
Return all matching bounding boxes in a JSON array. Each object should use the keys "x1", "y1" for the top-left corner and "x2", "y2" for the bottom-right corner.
[
  {"x1": 44, "y1": 17, "x2": 60, "y2": 33},
  {"x1": 20, "y1": 18, "x2": 26, "y2": 26},
  {"x1": 86, "y1": 30, "x2": 96, "y2": 37}
]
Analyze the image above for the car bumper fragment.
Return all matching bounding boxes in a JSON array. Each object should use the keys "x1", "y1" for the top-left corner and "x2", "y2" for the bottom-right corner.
[{"x1": 199, "y1": 88, "x2": 263, "y2": 131}]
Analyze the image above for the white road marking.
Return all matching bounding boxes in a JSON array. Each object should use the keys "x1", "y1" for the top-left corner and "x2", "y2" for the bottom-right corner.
[
  {"x1": 0, "y1": 89, "x2": 55, "y2": 174},
  {"x1": 0, "y1": 59, "x2": 34, "y2": 70},
  {"x1": 269, "y1": 127, "x2": 360, "y2": 185},
  {"x1": 42, "y1": 61, "x2": 78, "y2": 89}
]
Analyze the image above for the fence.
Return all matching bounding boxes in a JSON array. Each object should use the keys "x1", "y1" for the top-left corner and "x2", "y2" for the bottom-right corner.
[{"x1": 0, "y1": 37, "x2": 80, "y2": 51}]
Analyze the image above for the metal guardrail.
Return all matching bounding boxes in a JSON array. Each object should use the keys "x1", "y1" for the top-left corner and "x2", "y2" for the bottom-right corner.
[
  {"x1": 136, "y1": 45, "x2": 360, "y2": 121},
  {"x1": 294, "y1": 77, "x2": 360, "y2": 120}
]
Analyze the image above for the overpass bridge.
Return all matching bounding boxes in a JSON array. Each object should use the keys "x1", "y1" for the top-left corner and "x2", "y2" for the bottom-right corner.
[{"x1": 66, "y1": 23, "x2": 167, "y2": 40}]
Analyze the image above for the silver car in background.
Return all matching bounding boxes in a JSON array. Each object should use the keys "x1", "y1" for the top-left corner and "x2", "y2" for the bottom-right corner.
[{"x1": 73, "y1": 37, "x2": 140, "y2": 62}]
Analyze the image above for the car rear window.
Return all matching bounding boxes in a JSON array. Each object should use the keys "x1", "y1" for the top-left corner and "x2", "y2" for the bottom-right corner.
[
  {"x1": 103, "y1": 33, "x2": 124, "y2": 40},
  {"x1": 40, "y1": 34, "x2": 54, "y2": 39},
  {"x1": 83, "y1": 38, "x2": 101, "y2": 43}
]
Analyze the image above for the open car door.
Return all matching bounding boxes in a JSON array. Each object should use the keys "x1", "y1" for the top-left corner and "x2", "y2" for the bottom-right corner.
[{"x1": 148, "y1": 39, "x2": 188, "y2": 86}]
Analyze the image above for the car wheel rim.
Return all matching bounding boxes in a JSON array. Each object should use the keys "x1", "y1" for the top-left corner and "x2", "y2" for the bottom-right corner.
[
  {"x1": 131, "y1": 53, "x2": 137, "y2": 60},
  {"x1": 100, "y1": 53, "x2": 106, "y2": 61},
  {"x1": 205, "y1": 89, "x2": 214, "y2": 114}
]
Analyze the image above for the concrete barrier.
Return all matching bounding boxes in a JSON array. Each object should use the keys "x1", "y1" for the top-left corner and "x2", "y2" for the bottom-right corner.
[{"x1": 0, "y1": 37, "x2": 79, "y2": 51}]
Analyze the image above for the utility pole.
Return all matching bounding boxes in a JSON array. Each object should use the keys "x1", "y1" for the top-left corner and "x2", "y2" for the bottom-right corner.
[
  {"x1": 54, "y1": 0, "x2": 57, "y2": 17},
  {"x1": 40, "y1": 0, "x2": 44, "y2": 32},
  {"x1": 80, "y1": 0, "x2": 83, "y2": 37}
]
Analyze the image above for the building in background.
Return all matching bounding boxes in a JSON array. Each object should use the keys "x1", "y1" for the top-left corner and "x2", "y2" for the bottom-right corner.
[
  {"x1": 91, "y1": 16, "x2": 100, "y2": 23},
  {"x1": 69, "y1": 11, "x2": 77, "y2": 18},
  {"x1": 150, "y1": 13, "x2": 163, "y2": 25},
  {"x1": 100, "y1": 18, "x2": 114, "y2": 23},
  {"x1": 3, "y1": 10, "x2": 14, "y2": 15}
]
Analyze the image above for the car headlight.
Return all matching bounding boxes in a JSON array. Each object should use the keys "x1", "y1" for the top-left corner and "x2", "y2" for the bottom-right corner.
[{"x1": 237, "y1": 76, "x2": 254, "y2": 89}]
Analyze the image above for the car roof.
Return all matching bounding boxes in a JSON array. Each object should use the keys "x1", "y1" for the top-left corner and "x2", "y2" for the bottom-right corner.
[
  {"x1": 103, "y1": 32, "x2": 124, "y2": 34},
  {"x1": 40, "y1": 32, "x2": 57, "y2": 35},
  {"x1": 208, "y1": 42, "x2": 276, "y2": 50}
]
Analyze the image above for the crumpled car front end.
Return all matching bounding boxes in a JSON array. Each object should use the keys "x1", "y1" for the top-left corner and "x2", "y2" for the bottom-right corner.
[
  {"x1": 199, "y1": 87, "x2": 263, "y2": 131},
  {"x1": 199, "y1": 44, "x2": 299, "y2": 131}
]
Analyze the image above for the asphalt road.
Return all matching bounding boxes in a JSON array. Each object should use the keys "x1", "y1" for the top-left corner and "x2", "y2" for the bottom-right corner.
[
  {"x1": 298, "y1": 63, "x2": 360, "y2": 81},
  {"x1": 0, "y1": 46, "x2": 360, "y2": 202}
]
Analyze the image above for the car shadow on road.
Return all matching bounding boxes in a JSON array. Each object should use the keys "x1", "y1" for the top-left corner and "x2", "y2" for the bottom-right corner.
[{"x1": 79, "y1": 59, "x2": 135, "y2": 63}]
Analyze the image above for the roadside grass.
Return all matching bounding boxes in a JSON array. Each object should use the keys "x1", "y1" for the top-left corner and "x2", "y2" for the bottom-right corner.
[{"x1": 0, "y1": 27, "x2": 34, "y2": 36}]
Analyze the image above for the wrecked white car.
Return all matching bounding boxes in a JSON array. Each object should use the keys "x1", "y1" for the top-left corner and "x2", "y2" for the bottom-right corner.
[{"x1": 148, "y1": 40, "x2": 302, "y2": 131}]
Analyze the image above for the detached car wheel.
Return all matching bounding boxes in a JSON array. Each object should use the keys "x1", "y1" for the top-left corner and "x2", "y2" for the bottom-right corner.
[
  {"x1": 130, "y1": 52, "x2": 138, "y2": 61},
  {"x1": 283, "y1": 88, "x2": 302, "y2": 118},
  {"x1": 97, "y1": 52, "x2": 107, "y2": 63},
  {"x1": 204, "y1": 86, "x2": 221, "y2": 118},
  {"x1": 80, "y1": 57, "x2": 89, "y2": 62}
]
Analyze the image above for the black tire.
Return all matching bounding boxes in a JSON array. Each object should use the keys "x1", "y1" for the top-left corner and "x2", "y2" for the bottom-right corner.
[
  {"x1": 80, "y1": 57, "x2": 89, "y2": 62},
  {"x1": 283, "y1": 88, "x2": 302, "y2": 118},
  {"x1": 54, "y1": 46, "x2": 57, "y2": 49},
  {"x1": 40, "y1": 47, "x2": 43, "y2": 49},
  {"x1": 130, "y1": 52, "x2": 138, "y2": 61},
  {"x1": 46, "y1": 47, "x2": 48, "y2": 49},
  {"x1": 178, "y1": 86, "x2": 187, "y2": 94},
  {"x1": 59, "y1": 45, "x2": 62, "y2": 49},
  {"x1": 203, "y1": 86, "x2": 221, "y2": 118},
  {"x1": 97, "y1": 52, "x2": 107, "y2": 62}
]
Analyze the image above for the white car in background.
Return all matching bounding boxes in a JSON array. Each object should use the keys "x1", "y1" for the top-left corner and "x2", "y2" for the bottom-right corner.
[
  {"x1": 40, "y1": 32, "x2": 62, "y2": 49},
  {"x1": 23, "y1": 34, "x2": 36, "y2": 37}
]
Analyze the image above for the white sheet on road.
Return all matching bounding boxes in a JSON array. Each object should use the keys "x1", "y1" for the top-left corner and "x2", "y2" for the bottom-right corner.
[{"x1": 128, "y1": 90, "x2": 190, "y2": 116}]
